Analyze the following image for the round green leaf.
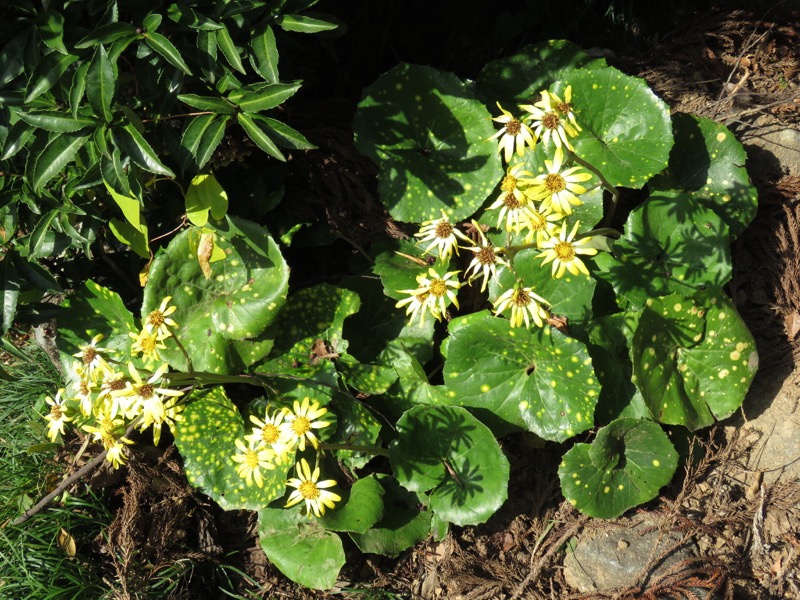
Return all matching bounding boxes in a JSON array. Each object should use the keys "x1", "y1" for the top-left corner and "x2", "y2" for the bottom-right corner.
[
  {"x1": 349, "y1": 475, "x2": 433, "y2": 558},
  {"x1": 173, "y1": 387, "x2": 289, "y2": 510},
  {"x1": 443, "y1": 312, "x2": 599, "y2": 441},
  {"x1": 390, "y1": 405, "x2": 509, "y2": 526},
  {"x1": 632, "y1": 289, "x2": 758, "y2": 430},
  {"x1": 569, "y1": 66, "x2": 673, "y2": 189},
  {"x1": 142, "y1": 216, "x2": 289, "y2": 374},
  {"x1": 559, "y1": 417, "x2": 678, "y2": 518},
  {"x1": 476, "y1": 39, "x2": 605, "y2": 106},
  {"x1": 257, "y1": 507, "x2": 345, "y2": 590},
  {"x1": 649, "y1": 113, "x2": 757, "y2": 237},
  {"x1": 319, "y1": 475, "x2": 385, "y2": 533},
  {"x1": 354, "y1": 63, "x2": 502, "y2": 223}
]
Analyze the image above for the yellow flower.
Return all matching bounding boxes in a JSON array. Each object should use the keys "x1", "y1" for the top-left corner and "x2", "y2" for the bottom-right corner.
[
  {"x1": 488, "y1": 164, "x2": 538, "y2": 233},
  {"x1": 44, "y1": 389, "x2": 71, "y2": 442},
  {"x1": 144, "y1": 296, "x2": 178, "y2": 339},
  {"x1": 285, "y1": 458, "x2": 342, "y2": 518},
  {"x1": 70, "y1": 376, "x2": 96, "y2": 417},
  {"x1": 553, "y1": 85, "x2": 581, "y2": 132},
  {"x1": 116, "y1": 362, "x2": 183, "y2": 445},
  {"x1": 463, "y1": 222, "x2": 509, "y2": 292},
  {"x1": 493, "y1": 284, "x2": 550, "y2": 328},
  {"x1": 81, "y1": 410, "x2": 132, "y2": 469},
  {"x1": 72, "y1": 334, "x2": 112, "y2": 382},
  {"x1": 232, "y1": 438, "x2": 276, "y2": 488},
  {"x1": 521, "y1": 89, "x2": 580, "y2": 151},
  {"x1": 538, "y1": 221, "x2": 598, "y2": 278},
  {"x1": 396, "y1": 267, "x2": 462, "y2": 325},
  {"x1": 414, "y1": 210, "x2": 470, "y2": 263},
  {"x1": 528, "y1": 147, "x2": 592, "y2": 215},
  {"x1": 522, "y1": 201, "x2": 565, "y2": 248},
  {"x1": 246, "y1": 408, "x2": 295, "y2": 460},
  {"x1": 489, "y1": 102, "x2": 536, "y2": 162},
  {"x1": 284, "y1": 397, "x2": 331, "y2": 451},
  {"x1": 129, "y1": 328, "x2": 167, "y2": 363}
]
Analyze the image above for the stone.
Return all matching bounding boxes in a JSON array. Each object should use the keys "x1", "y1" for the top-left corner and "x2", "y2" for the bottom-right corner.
[
  {"x1": 741, "y1": 115, "x2": 800, "y2": 179},
  {"x1": 563, "y1": 517, "x2": 698, "y2": 593}
]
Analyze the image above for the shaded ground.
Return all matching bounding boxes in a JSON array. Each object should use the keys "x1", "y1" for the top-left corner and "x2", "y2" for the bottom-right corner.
[{"x1": 38, "y1": 1, "x2": 800, "y2": 598}]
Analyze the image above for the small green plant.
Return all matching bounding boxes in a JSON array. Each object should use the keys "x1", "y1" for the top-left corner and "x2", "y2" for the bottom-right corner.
[{"x1": 23, "y1": 38, "x2": 759, "y2": 592}]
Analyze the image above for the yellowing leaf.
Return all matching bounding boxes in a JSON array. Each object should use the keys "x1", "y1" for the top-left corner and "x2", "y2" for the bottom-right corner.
[
  {"x1": 197, "y1": 231, "x2": 214, "y2": 279},
  {"x1": 57, "y1": 528, "x2": 76, "y2": 557}
]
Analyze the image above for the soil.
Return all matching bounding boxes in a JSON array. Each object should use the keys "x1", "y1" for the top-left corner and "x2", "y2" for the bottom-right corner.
[{"x1": 48, "y1": 1, "x2": 800, "y2": 598}]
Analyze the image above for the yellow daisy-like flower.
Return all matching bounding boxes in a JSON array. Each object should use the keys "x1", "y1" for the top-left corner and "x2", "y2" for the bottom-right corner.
[
  {"x1": 70, "y1": 376, "x2": 96, "y2": 417},
  {"x1": 489, "y1": 102, "x2": 536, "y2": 162},
  {"x1": 144, "y1": 296, "x2": 178, "y2": 339},
  {"x1": 414, "y1": 210, "x2": 471, "y2": 264},
  {"x1": 246, "y1": 408, "x2": 295, "y2": 460},
  {"x1": 116, "y1": 362, "x2": 183, "y2": 445},
  {"x1": 285, "y1": 458, "x2": 342, "y2": 518},
  {"x1": 72, "y1": 333, "x2": 112, "y2": 382},
  {"x1": 553, "y1": 85, "x2": 581, "y2": 132},
  {"x1": 538, "y1": 221, "x2": 598, "y2": 278},
  {"x1": 232, "y1": 438, "x2": 276, "y2": 488},
  {"x1": 129, "y1": 328, "x2": 167, "y2": 363},
  {"x1": 528, "y1": 148, "x2": 592, "y2": 215},
  {"x1": 488, "y1": 164, "x2": 538, "y2": 233},
  {"x1": 44, "y1": 388, "x2": 71, "y2": 442},
  {"x1": 521, "y1": 89, "x2": 580, "y2": 151},
  {"x1": 463, "y1": 222, "x2": 509, "y2": 292},
  {"x1": 284, "y1": 397, "x2": 331, "y2": 452},
  {"x1": 82, "y1": 410, "x2": 132, "y2": 469},
  {"x1": 522, "y1": 201, "x2": 565, "y2": 248},
  {"x1": 493, "y1": 284, "x2": 550, "y2": 328},
  {"x1": 396, "y1": 267, "x2": 462, "y2": 325}
]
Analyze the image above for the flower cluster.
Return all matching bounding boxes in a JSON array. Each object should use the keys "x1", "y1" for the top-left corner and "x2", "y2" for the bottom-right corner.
[
  {"x1": 42, "y1": 297, "x2": 185, "y2": 470},
  {"x1": 397, "y1": 86, "x2": 601, "y2": 330},
  {"x1": 232, "y1": 397, "x2": 342, "y2": 518}
]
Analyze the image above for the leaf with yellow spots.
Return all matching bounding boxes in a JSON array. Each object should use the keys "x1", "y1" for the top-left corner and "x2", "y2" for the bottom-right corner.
[
  {"x1": 172, "y1": 387, "x2": 289, "y2": 510},
  {"x1": 443, "y1": 311, "x2": 599, "y2": 441},
  {"x1": 558, "y1": 417, "x2": 678, "y2": 518},
  {"x1": 390, "y1": 405, "x2": 509, "y2": 526}
]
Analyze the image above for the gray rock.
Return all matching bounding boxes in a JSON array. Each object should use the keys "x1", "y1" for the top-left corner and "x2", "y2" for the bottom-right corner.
[
  {"x1": 741, "y1": 115, "x2": 800, "y2": 179},
  {"x1": 563, "y1": 517, "x2": 698, "y2": 593}
]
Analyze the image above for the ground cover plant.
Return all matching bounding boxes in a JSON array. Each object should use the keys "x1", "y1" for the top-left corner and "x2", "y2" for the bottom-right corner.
[{"x1": 0, "y1": 0, "x2": 764, "y2": 594}]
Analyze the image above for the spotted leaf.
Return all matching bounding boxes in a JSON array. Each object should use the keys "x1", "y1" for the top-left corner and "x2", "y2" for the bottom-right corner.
[
  {"x1": 142, "y1": 216, "x2": 289, "y2": 374},
  {"x1": 354, "y1": 63, "x2": 502, "y2": 223},
  {"x1": 649, "y1": 113, "x2": 757, "y2": 237},
  {"x1": 632, "y1": 289, "x2": 758, "y2": 430},
  {"x1": 443, "y1": 311, "x2": 599, "y2": 441},
  {"x1": 390, "y1": 406, "x2": 509, "y2": 526},
  {"x1": 172, "y1": 387, "x2": 289, "y2": 510},
  {"x1": 559, "y1": 417, "x2": 678, "y2": 518}
]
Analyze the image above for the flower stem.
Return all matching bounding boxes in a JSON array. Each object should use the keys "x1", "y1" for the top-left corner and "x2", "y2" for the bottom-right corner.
[{"x1": 568, "y1": 151, "x2": 620, "y2": 227}]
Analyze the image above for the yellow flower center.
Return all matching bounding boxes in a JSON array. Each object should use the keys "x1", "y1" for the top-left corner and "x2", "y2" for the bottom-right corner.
[
  {"x1": 79, "y1": 381, "x2": 90, "y2": 395},
  {"x1": 147, "y1": 310, "x2": 166, "y2": 329},
  {"x1": 554, "y1": 241, "x2": 576, "y2": 261},
  {"x1": 529, "y1": 211, "x2": 546, "y2": 230},
  {"x1": 299, "y1": 480, "x2": 321, "y2": 500},
  {"x1": 261, "y1": 424, "x2": 281, "y2": 444},
  {"x1": 514, "y1": 289, "x2": 531, "y2": 307},
  {"x1": 83, "y1": 347, "x2": 97, "y2": 364},
  {"x1": 138, "y1": 383, "x2": 155, "y2": 400},
  {"x1": 542, "y1": 112, "x2": 560, "y2": 130},
  {"x1": 545, "y1": 173, "x2": 566, "y2": 193},
  {"x1": 504, "y1": 119, "x2": 521, "y2": 135},
  {"x1": 292, "y1": 416, "x2": 311, "y2": 436},
  {"x1": 503, "y1": 194, "x2": 520, "y2": 210},
  {"x1": 501, "y1": 175, "x2": 517, "y2": 193},
  {"x1": 139, "y1": 334, "x2": 157, "y2": 353},
  {"x1": 435, "y1": 220, "x2": 454, "y2": 239},
  {"x1": 476, "y1": 246, "x2": 497, "y2": 265},
  {"x1": 557, "y1": 102, "x2": 572, "y2": 115},
  {"x1": 244, "y1": 449, "x2": 260, "y2": 469},
  {"x1": 429, "y1": 279, "x2": 448, "y2": 298},
  {"x1": 51, "y1": 404, "x2": 63, "y2": 420}
]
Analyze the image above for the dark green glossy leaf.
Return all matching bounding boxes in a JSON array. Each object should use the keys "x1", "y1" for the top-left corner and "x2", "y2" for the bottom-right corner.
[
  {"x1": 215, "y1": 25, "x2": 245, "y2": 74},
  {"x1": 24, "y1": 52, "x2": 78, "y2": 103},
  {"x1": 28, "y1": 209, "x2": 59, "y2": 260},
  {"x1": 75, "y1": 23, "x2": 137, "y2": 48},
  {"x1": 36, "y1": 10, "x2": 67, "y2": 55},
  {"x1": 145, "y1": 31, "x2": 192, "y2": 75},
  {"x1": 237, "y1": 112, "x2": 285, "y2": 161},
  {"x1": 196, "y1": 29, "x2": 217, "y2": 82},
  {"x1": 31, "y1": 131, "x2": 89, "y2": 192},
  {"x1": 180, "y1": 113, "x2": 227, "y2": 172},
  {"x1": 319, "y1": 475, "x2": 384, "y2": 533},
  {"x1": 142, "y1": 13, "x2": 162, "y2": 32},
  {"x1": 15, "y1": 111, "x2": 96, "y2": 133},
  {"x1": 258, "y1": 507, "x2": 345, "y2": 590},
  {"x1": 113, "y1": 123, "x2": 175, "y2": 177},
  {"x1": 391, "y1": 405, "x2": 509, "y2": 526},
  {"x1": 276, "y1": 13, "x2": 338, "y2": 33},
  {"x1": 354, "y1": 63, "x2": 502, "y2": 223},
  {"x1": 177, "y1": 93, "x2": 235, "y2": 113},
  {"x1": 650, "y1": 113, "x2": 757, "y2": 238},
  {"x1": 559, "y1": 418, "x2": 678, "y2": 518},
  {"x1": 0, "y1": 30, "x2": 30, "y2": 87},
  {"x1": 0, "y1": 258, "x2": 21, "y2": 334},
  {"x1": 231, "y1": 82, "x2": 302, "y2": 113},
  {"x1": 86, "y1": 45, "x2": 116, "y2": 122},
  {"x1": 254, "y1": 116, "x2": 315, "y2": 150},
  {"x1": 1, "y1": 120, "x2": 34, "y2": 160},
  {"x1": 68, "y1": 61, "x2": 90, "y2": 119},
  {"x1": 167, "y1": 4, "x2": 222, "y2": 30},
  {"x1": 250, "y1": 23, "x2": 279, "y2": 83},
  {"x1": 443, "y1": 311, "x2": 599, "y2": 440}
]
